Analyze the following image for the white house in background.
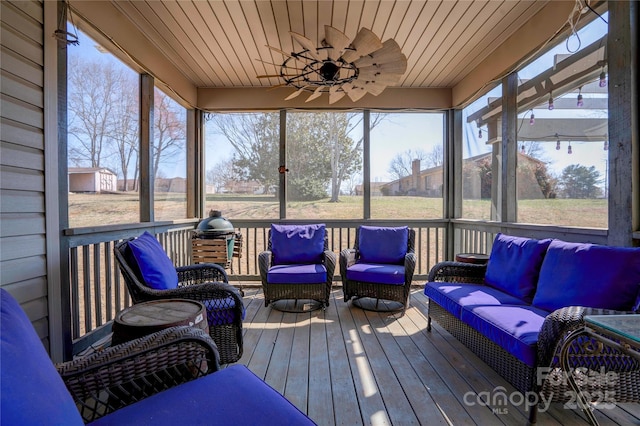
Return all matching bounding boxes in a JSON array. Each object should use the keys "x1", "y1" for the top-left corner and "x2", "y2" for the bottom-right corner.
[{"x1": 68, "y1": 167, "x2": 118, "y2": 193}]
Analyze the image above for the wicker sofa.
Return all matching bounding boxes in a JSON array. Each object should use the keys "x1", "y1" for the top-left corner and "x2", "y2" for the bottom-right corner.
[
  {"x1": 0, "y1": 288, "x2": 315, "y2": 425},
  {"x1": 425, "y1": 233, "x2": 640, "y2": 424}
]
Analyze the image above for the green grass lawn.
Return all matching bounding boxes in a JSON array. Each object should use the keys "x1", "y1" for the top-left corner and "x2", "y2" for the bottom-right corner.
[{"x1": 68, "y1": 193, "x2": 608, "y2": 229}]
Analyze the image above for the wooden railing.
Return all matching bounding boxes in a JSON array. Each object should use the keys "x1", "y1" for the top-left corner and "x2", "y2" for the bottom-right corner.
[{"x1": 65, "y1": 218, "x2": 611, "y2": 354}]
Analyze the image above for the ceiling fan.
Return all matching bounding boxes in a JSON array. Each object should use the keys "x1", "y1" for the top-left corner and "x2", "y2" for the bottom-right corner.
[{"x1": 258, "y1": 26, "x2": 407, "y2": 104}]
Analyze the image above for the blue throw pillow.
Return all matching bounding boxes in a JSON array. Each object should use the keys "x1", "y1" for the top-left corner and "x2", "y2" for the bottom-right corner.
[
  {"x1": 532, "y1": 240, "x2": 640, "y2": 312},
  {"x1": 270, "y1": 224, "x2": 326, "y2": 265},
  {"x1": 484, "y1": 233, "x2": 552, "y2": 303},
  {"x1": 128, "y1": 232, "x2": 179, "y2": 290},
  {"x1": 358, "y1": 226, "x2": 409, "y2": 264}
]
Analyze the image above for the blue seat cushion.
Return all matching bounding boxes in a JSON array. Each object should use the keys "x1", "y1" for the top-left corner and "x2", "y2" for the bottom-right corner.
[
  {"x1": 127, "y1": 231, "x2": 178, "y2": 290},
  {"x1": 89, "y1": 364, "x2": 316, "y2": 425},
  {"x1": 203, "y1": 296, "x2": 245, "y2": 325},
  {"x1": 358, "y1": 226, "x2": 408, "y2": 264},
  {"x1": 347, "y1": 262, "x2": 405, "y2": 285},
  {"x1": 1, "y1": 289, "x2": 84, "y2": 425},
  {"x1": 271, "y1": 223, "x2": 325, "y2": 265},
  {"x1": 484, "y1": 233, "x2": 552, "y2": 303},
  {"x1": 267, "y1": 264, "x2": 327, "y2": 284},
  {"x1": 460, "y1": 304, "x2": 549, "y2": 367},
  {"x1": 424, "y1": 282, "x2": 528, "y2": 318},
  {"x1": 532, "y1": 240, "x2": 640, "y2": 312}
]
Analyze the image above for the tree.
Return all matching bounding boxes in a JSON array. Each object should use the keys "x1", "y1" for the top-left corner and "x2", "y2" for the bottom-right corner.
[
  {"x1": 207, "y1": 158, "x2": 238, "y2": 193},
  {"x1": 152, "y1": 90, "x2": 186, "y2": 181},
  {"x1": 388, "y1": 149, "x2": 429, "y2": 181},
  {"x1": 558, "y1": 164, "x2": 602, "y2": 198},
  {"x1": 68, "y1": 57, "x2": 121, "y2": 168},
  {"x1": 109, "y1": 76, "x2": 139, "y2": 191}
]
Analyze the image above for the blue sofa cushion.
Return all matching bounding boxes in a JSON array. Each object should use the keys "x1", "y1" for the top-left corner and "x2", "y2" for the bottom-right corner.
[
  {"x1": 532, "y1": 240, "x2": 640, "y2": 312},
  {"x1": 1, "y1": 289, "x2": 84, "y2": 425},
  {"x1": 203, "y1": 296, "x2": 245, "y2": 325},
  {"x1": 358, "y1": 226, "x2": 408, "y2": 264},
  {"x1": 89, "y1": 364, "x2": 316, "y2": 426},
  {"x1": 271, "y1": 224, "x2": 325, "y2": 265},
  {"x1": 484, "y1": 233, "x2": 552, "y2": 303},
  {"x1": 460, "y1": 304, "x2": 549, "y2": 367},
  {"x1": 127, "y1": 231, "x2": 178, "y2": 290},
  {"x1": 424, "y1": 282, "x2": 528, "y2": 318},
  {"x1": 267, "y1": 264, "x2": 327, "y2": 284},
  {"x1": 347, "y1": 262, "x2": 405, "y2": 285}
]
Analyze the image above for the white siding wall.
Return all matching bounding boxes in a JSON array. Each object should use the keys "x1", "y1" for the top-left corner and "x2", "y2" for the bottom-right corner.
[{"x1": 0, "y1": 1, "x2": 50, "y2": 347}]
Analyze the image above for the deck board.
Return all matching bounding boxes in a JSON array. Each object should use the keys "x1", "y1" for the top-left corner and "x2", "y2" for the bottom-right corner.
[{"x1": 233, "y1": 287, "x2": 639, "y2": 425}]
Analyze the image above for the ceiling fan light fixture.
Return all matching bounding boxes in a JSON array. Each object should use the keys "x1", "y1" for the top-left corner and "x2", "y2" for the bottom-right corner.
[{"x1": 260, "y1": 26, "x2": 406, "y2": 103}]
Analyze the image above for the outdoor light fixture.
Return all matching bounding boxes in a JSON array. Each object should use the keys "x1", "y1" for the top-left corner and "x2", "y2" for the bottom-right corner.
[
  {"x1": 259, "y1": 26, "x2": 407, "y2": 104},
  {"x1": 521, "y1": 144, "x2": 526, "y2": 153},
  {"x1": 567, "y1": 142, "x2": 573, "y2": 154},
  {"x1": 599, "y1": 71, "x2": 607, "y2": 87},
  {"x1": 556, "y1": 135, "x2": 561, "y2": 150},
  {"x1": 548, "y1": 92, "x2": 554, "y2": 110},
  {"x1": 529, "y1": 112, "x2": 535, "y2": 125},
  {"x1": 577, "y1": 87, "x2": 584, "y2": 107},
  {"x1": 604, "y1": 139, "x2": 609, "y2": 150}
]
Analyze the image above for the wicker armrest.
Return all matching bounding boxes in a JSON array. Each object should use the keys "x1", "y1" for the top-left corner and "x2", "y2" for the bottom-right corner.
[
  {"x1": 537, "y1": 306, "x2": 633, "y2": 369},
  {"x1": 427, "y1": 261, "x2": 487, "y2": 283},
  {"x1": 340, "y1": 248, "x2": 356, "y2": 270},
  {"x1": 57, "y1": 326, "x2": 219, "y2": 422},
  {"x1": 177, "y1": 263, "x2": 229, "y2": 285},
  {"x1": 323, "y1": 249, "x2": 337, "y2": 276},
  {"x1": 405, "y1": 252, "x2": 417, "y2": 282},
  {"x1": 258, "y1": 250, "x2": 272, "y2": 282}
]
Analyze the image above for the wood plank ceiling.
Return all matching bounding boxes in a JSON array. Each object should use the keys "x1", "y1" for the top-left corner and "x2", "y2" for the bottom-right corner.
[{"x1": 107, "y1": 0, "x2": 550, "y2": 91}]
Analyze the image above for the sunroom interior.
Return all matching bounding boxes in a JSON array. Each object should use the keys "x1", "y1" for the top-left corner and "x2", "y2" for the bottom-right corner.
[{"x1": 1, "y1": 0, "x2": 638, "y2": 424}]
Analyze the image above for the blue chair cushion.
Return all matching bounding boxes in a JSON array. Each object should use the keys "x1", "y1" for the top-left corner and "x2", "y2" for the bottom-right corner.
[
  {"x1": 267, "y1": 264, "x2": 327, "y2": 284},
  {"x1": 1, "y1": 289, "x2": 84, "y2": 425},
  {"x1": 358, "y1": 226, "x2": 408, "y2": 264},
  {"x1": 532, "y1": 240, "x2": 640, "y2": 312},
  {"x1": 346, "y1": 262, "x2": 405, "y2": 285},
  {"x1": 203, "y1": 296, "x2": 246, "y2": 325},
  {"x1": 460, "y1": 304, "x2": 548, "y2": 367},
  {"x1": 127, "y1": 232, "x2": 178, "y2": 290},
  {"x1": 271, "y1": 224, "x2": 326, "y2": 265},
  {"x1": 484, "y1": 233, "x2": 552, "y2": 303},
  {"x1": 89, "y1": 365, "x2": 316, "y2": 425},
  {"x1": 424, "y1": 282, "x2": 528, "y2": 319}
]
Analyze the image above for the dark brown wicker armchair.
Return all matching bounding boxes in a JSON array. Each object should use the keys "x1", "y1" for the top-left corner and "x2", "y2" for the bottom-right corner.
[
  {"x1": 115, "y1": 237, "x2": 243, "y2": 364},
  {"x1": 258, "y1": 224, "x2": 336, "y2": 311},
  {"x1": 340, "y1": 226, "x2": 416, "y2": 314}
]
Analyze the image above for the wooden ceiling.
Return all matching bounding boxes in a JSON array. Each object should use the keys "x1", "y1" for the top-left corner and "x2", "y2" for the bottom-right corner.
[{"x1": 72, "y1": 1, "x2": 597, "y2": 108}]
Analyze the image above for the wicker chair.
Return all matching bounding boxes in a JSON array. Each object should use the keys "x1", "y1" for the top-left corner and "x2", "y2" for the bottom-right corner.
[
  {"x1": 340, "y1": 225, "x2": 416, "y2": 314},
  {"x1": 258, "y1": 223, "x2": 336, "y2": 311},
  {"x1": 115, "y1": 234, "x2": 243, "y2": 364}
]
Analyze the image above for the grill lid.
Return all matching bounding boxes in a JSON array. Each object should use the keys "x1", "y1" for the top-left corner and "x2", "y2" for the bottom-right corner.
[{"x1": 195, "y1": 210, "x2": 235, "y2": 236}]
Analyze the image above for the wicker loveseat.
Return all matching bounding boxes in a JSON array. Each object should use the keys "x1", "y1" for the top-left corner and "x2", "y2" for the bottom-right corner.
[
  {"x1": 425, "y1": 233, "x2": 640, "y2": 424},
  {"x1": 0, "y1": 288, "x2": 315, "y2": 425}
]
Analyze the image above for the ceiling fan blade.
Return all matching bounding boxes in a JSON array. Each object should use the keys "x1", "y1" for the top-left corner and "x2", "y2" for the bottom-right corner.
[
  {"x1": 346, "y1": 86, "x2": 368, "y2": 102},
  {"x1": 329, "y1": 91, "x2": 346, "y2": 104},
  {"x1": 354, "y1": 39, "x2": 404, "y2": 68},
  {"x1": 362, "y1": 81, "x2": 387, "y2": 96},
  {"x1": 341, "y1": 28, "x2": 383, "y2": 63},
  {"x1": 267, "y1": 83, "x2": 288, "y2": 91},
  {"x1": 305, "y1": 86, "x2": 324, "y2": 102},
  {"x1": 358, "y1": 58, "x2": 407, "y2": 75},
  {"x1": 284, "y1": 86, "x2": 307, "y2": 100},
  {"x1": 324, "y1": 25, "x2": 351, "y2": 59},
  {"x1": 290, "y1": 32, "x2": 323, "y2": 61},
  {"x1": 266, "y1": 45, "x2": 290, "y2": 57},
  {"x1": 256, "y1": 74, "x2": 297, "y2": 78},
  {"x1": 255, "y1": 58, "x2": 304, "y2": 71},
  {"x1": 356, "y1": 71, "x2": 404, "y2": 85}
]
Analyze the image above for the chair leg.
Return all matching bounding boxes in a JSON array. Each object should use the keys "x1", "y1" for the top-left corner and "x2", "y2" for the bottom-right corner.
[{"x1": 427, "y1": 316, "x2": 432, "y2": 332}]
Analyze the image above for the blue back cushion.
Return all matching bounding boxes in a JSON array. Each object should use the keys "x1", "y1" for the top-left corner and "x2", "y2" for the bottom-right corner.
[
  {"x1": 128, "y1": 231, "x2": 179, "y2": 290},
  {"x1": 270, "y1": 224, "x2": 326, "y2": 265},
  {"x1": 484, "y1": 233, "x2": 552, "y2": 303},
  {"x1": 1, "y1": 289, "x2": 84, "y2": 425},
  {"x1": 532, "y1": 240, "x2": 640, "y2": 312},
  {"x1": 358, "y1": 226, "x2": 408, "y2": 264}
]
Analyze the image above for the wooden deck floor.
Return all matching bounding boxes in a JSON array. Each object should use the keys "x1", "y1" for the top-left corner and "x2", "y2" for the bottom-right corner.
[{"x1": 232, "y1": 286, "x2": 640, "y2": 426}]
